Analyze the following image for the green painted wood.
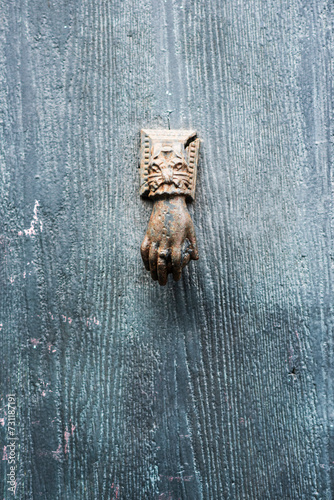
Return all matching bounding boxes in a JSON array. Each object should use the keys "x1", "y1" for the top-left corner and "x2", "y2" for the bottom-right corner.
[{"x1": 0, "y1": 0, "x2": 332, "y2": 498}]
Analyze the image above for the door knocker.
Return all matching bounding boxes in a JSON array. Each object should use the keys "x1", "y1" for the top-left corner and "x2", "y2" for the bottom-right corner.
[{"x1": 139, "y1": 129, "x2": 200, "y2": 285}]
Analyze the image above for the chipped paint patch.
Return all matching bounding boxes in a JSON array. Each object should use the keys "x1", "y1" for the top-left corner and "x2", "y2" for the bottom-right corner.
[{"x1": 21, "y1": 200, "x2": 43, "y2": 237}]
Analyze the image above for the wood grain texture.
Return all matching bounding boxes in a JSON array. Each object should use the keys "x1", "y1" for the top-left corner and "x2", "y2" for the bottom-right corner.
[{"x1": 0, "y1": 0, "x2": 332, "y2": 498}]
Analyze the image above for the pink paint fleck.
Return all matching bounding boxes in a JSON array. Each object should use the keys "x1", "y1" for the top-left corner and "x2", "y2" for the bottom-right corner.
[
  {"x1": 85, "y1": 316, "x2": 100, "y2": 327},
  {"x1": 158, "y1": 494, "x2": 174, "y2": 500},
  {"x1": 30, "y1": 338, "x2": 41, "y2": 348},
  {"x1": 18, "y1": 231, "x2": 23, "y2": 236},
  {"x1": 37, "y1": 450, "x2": 49, "y2": 457},
  {"x1": 47, "y1": 343, "x2": 56, "y2": 353},
  {"x1": 51, "y1": 444, "x2": 62, "y2": 461},
  {"x1": 64, "y1": 430, "x2": 70, "y2": 454},
  {"x1": 111, "y1": 483, "x2": 119, "y2": 499},
  {"x1": 64, "y1": 423, "x2": 76, "y2": 454},
  {"x1": 0, "y1": 418, "x2": 4, "y2": 426},
  {"x1": 38, "y1": 379, "x2": 52, "y2": 397},
  {"x1": 2, "y1": 446, "x2": 7, "y2": 460}
]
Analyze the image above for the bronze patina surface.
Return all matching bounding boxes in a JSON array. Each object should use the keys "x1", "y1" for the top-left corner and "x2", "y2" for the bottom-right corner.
[{"x1": 140, "y1": 129, "x2": 200, "y2": 285}]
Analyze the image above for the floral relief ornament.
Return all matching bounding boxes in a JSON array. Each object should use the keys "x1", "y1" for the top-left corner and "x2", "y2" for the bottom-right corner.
[{"x1": 148, "y1": 144, "x2": 191, "y2": 196}]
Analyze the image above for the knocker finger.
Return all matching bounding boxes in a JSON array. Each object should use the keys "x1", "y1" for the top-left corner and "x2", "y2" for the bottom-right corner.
[
  {"x1": 157, "y1": 248, "x2": 169, "y2": 286},
  {"x1": 187, "y1": 225, "x2": 199, "y2": 260},
  {"x1": 149, "y1": 244, "x2": 158, "y2": 281},
  {"x1": 140, "y1": 235, "x2": 150, "y2": 271},
  {"x1": 171, "y1": 247, "x2": 182, "y2": 282}
]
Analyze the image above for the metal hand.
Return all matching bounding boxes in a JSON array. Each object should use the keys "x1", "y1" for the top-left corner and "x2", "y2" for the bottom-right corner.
[{"x1": 141, "y1": 196, "x2": 199, "y2": 286}]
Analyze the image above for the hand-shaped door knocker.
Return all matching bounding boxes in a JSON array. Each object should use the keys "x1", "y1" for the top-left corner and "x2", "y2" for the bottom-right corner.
[{"x1": 139, "y1": 129, "x2": 200, "y2": 285}]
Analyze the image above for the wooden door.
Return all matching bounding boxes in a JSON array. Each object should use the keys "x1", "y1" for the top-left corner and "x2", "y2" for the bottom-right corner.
[{"x1": 1, "y1": 0, "x2": 332, "y2": 499}]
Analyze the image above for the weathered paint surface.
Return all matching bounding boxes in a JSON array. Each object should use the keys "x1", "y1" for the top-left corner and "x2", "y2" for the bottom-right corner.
[{"x1": 0, "y1": 0, "x2": 332, "y2": 499}]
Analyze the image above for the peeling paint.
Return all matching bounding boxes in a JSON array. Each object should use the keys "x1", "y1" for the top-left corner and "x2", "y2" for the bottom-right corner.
[{"x1": 21, "y1": 200, "x2": 43, "y2": 237}]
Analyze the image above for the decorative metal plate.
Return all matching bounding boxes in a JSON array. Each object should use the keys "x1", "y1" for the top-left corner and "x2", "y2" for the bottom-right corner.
[{"x1": 140, "y1": 129, "x2": 200, "y2": 201}]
